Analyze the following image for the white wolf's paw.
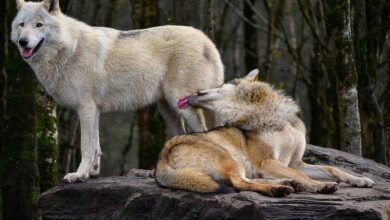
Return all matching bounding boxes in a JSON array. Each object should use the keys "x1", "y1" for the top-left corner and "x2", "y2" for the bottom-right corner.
[
  {"x1": 89, "y1": 164, "x2": 100, "y2": 178},
  {"x1": 63, "y1": 172, "x2": 88, "y2": 183},
  {"x1": 351, "y1": 177, "x2": 375, "y2": 188}
]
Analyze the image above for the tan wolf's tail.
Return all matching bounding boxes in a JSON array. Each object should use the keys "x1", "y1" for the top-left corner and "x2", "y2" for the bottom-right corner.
[
  {"x1": 155, "y1": 163, "x2": 232, "y2": 193},
  {"x1": 156, "y1": 137, "x2": 232, "y2": 193}
]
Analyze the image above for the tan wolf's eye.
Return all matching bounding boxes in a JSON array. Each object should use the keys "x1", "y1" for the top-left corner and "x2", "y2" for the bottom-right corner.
[
  {"x1": 19, "y1": 22, "x2": 24, "y2": 27},
  {"x1": 36, "y1": 23, "x2": 43, "y2": 28}
]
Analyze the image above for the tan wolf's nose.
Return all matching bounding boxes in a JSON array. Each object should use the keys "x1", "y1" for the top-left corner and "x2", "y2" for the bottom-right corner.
[{"x1": 197, "y1": 90, "x2": 208, "y2": 96}]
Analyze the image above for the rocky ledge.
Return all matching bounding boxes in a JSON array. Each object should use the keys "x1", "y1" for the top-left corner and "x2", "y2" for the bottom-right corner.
[{"x1": 39, "y1": 145, "x2": 390, "y2": 219}]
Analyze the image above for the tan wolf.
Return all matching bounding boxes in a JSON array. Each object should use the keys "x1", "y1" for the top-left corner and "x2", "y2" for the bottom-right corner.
[
  {"x1": 11, "y1": 0, "x2": 224, "y2": 183},
  {"x1": 156, "y1": 69, "x2": 374, "y2": 197}
]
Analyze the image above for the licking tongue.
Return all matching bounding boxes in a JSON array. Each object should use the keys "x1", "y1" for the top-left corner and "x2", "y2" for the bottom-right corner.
[
  {"x1": 178, "y1": 94, "x2": 201, "y2": 109},
  {"x1": 22, "y1": 48, "x2": 33, "y2": 58},
  {"x1": 178, "y1": 96, "x2": 191, "y2": 109}
]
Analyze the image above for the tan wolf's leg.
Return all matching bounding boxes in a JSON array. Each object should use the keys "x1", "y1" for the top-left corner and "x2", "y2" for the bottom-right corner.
[
  {"x1": 293, "y1": 162, "x2": 374, "y2": 187},
  {"x1": 257, "y1": 159, "x2": 338, "y2": 193},
  {"x1": 252, "y1": 179, "x2": 305, "y2": 193},
  {"x1": 222, "y1": 163, "x2": 294, "y2": 197}
]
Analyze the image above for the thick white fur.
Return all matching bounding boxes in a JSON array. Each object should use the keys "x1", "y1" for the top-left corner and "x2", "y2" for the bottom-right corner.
[{"x1": 11, "y1": 0, "x2": 224, "y2": 183}]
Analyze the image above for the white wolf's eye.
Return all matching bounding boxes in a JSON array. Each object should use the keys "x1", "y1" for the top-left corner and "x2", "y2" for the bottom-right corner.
[
  {"x1": 19, "y1": 22, "x2": 24, "y2": 27},
  {"x1": 36, "y1": 23, "x2": 43, "y2": 28}
]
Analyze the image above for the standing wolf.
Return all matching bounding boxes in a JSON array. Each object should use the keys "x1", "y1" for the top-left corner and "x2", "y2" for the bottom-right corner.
[
  {"x1": 156, "y1": 69, "x2": 374, "y2": 197},
  {"x1": 11, "y1": 0, "x2": 224, "y2": 183}
]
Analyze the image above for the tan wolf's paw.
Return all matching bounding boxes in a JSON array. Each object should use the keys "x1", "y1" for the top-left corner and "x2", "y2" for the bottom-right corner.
[
  {"x1": 317, "y1": 182, "x2": 338, "y2": 194},
  {"x1": 270, "y1": 185, "x2": 294, "y2": 197},
  {"x1": 283, "y1": 180, "x2": 305, "y2": 193},
  {"x1": 63, "y1": 172, "x2": 88, "y2": 183},
  {"x1": 351, "y1": 177, "x2": 375, "y2": 188}
]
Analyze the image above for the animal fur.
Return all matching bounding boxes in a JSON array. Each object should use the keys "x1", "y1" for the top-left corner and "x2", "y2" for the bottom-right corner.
[
  {"x1": 11, "y1": 0, "x2": 224, "y2": 183},
  {"x1": 155, "y1": 69, "x2": 374, "y2": 197}
]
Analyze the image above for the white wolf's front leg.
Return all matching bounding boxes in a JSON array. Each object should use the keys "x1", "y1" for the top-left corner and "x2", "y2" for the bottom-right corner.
[
  {"x1": 63, "y1": 105, "x2": 99, "y2": 183},
  {"x1": 89, "y1": 110, "x2": 101, "y2": 178}
]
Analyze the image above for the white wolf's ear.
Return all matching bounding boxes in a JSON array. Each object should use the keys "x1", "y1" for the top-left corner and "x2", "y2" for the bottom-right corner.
[
  {"x1": 16, "y1": 0, "x2": 25, "y2": 10},
  {"x1": 245, "y1": 69, "x2": 259, "y2": 81},
  {"x1": 42, "y1": 0, "x2": 60, "y2": 14}
]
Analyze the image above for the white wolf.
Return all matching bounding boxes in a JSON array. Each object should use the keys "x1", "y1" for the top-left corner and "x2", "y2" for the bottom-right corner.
[{"x1": 11, "y1": 0, "x2": 224, "y2": 183}]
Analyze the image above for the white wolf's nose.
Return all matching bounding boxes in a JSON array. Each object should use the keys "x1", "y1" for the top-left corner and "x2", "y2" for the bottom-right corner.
[{"x1": 19, "y1": 38, "x2": 29, "y2": 47}]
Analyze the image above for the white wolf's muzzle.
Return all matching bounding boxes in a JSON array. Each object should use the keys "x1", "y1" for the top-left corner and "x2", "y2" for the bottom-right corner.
[{"x1": 20, "y1": 38, "x2": 45, "y2": 59}]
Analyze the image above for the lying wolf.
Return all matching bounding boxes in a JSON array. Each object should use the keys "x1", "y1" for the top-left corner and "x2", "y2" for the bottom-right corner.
[
  {"x1": 11, "y1": 0, "x2": 224, "y2": 183},
  {"x1": 156, "y1": 69, "x2": 374, "y2": 197}
]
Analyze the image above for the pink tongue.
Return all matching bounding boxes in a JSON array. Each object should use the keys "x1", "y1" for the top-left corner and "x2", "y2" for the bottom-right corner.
[
  {"x1": 22, "y1": 48, "x2": 33, "y2": 58},
  {"x1": 178, "y1": 96, "x2": 190, "y2": 109}
]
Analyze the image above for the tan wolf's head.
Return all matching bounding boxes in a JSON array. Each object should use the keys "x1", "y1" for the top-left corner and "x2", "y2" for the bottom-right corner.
[
  {"x1": 11, "y1": 0, "x2": 63, "y2": 61},
  {"x1": 178, "y1": 69, "x2": 300, "y2": 130}
]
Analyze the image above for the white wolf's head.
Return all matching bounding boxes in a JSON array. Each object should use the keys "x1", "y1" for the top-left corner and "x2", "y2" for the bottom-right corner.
[{"x1": 11, "y1": 0, "x2": 62, "y2": 61}]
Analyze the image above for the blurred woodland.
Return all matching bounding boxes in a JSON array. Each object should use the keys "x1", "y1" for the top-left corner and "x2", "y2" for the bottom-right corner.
[{"x1": 0, "y1": 0, "x2": 389, "y2": 219}]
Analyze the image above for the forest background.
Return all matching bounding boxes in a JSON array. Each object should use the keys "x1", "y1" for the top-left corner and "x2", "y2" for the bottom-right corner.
[{"x1": 0, "y1": 0, "x2": 389, "y2": 219}]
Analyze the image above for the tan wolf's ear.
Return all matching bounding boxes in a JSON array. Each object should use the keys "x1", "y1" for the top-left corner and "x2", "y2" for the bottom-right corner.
[
  {"x1": 245, "y1": 69, "x2": 259, "y2": 81},
  {"x1": 16, "y1": 0, "x2": 25, "y2": 10},
  {"x1": 42, "y1": 0, "x2": 60, "y2": 14}
]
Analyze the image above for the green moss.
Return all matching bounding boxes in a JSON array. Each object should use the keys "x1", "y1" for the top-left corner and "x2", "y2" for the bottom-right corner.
[{"x1": 36, "y1": 92, "x2": 59, "y2": 192}]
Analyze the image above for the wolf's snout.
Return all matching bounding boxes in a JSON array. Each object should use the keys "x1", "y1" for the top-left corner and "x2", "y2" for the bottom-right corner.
[{"x1": 19, "y1": 38, "x2": 29, "y2": 47}]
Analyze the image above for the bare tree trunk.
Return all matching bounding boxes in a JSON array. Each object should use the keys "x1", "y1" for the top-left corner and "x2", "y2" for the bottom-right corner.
[
  {"x1": 297, "y1": 0, "x2": 339, "y2": 149},
  {"x1": 105, "y1": 0, "x2": 120, "y2": 26},
  {"x1": 244, "y1": 0, "x2": 259, "y2": 73},
  {"x1": 1, "y1": 0, "x2": 40, "y2": 218},
  {"x1": 57, "y1": 107, "x2": 79, "y2": 177},
  {"x1": 181, "y1": 0, "x2": 188, "y2": 25},
  {"x1": 263, "y1": 0, "x2": 275, "y2": 81},
  {"x1": 0, "y1": 0, "x2": 6, "y2": 217},
  {"x1": 120, "y1": 119, "x2": 136, "y2": 175},
  {"x1": 358, "y1": 0, "x2": 387, "y2": 164},
  {"x1": 130, "y1": 0, "x2": 166, "y2": 169},
  {"x1": 325, "y1": 0, "x2": 362, "y2": 156},
  {"x1": 207, "y1": 0, "x2": 215, "y2": 40}
]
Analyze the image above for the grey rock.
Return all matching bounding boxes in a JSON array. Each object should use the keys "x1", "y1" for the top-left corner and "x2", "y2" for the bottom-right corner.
[{"x1": 39, "y1": 145, "x2": 390, "y2": 219}]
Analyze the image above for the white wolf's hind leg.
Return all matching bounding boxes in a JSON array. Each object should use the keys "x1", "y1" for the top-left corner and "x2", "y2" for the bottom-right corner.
[
  {"x1": 63, "y1": 105, "x2": 98, "y2": 183},
  {"x1": 196, "y1": 108, "x2": 208, "y2": 131},
  {"x1": 178, "y1": 108, "x2": 207, "y2": 133},
  {"x1": 157, "y1": 100, "x2": 183, "y2": 136}
]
